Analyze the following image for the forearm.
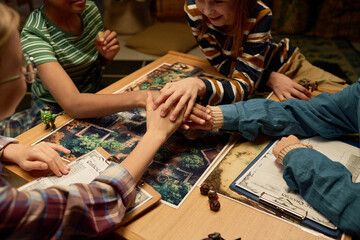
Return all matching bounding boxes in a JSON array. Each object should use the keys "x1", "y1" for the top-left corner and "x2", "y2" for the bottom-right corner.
[
  {"x1": 201, "y1": 74, "x2": 254, "y2": 106},
  {"x1": 62, "y1": 90, "x2": 147, "y2": 119},
  {"x1": 121, "y1": 131, "x2": 165, "y2": 183},
  {"x1": 218, "y1": 83, "x2": 358, "y2": 140},
  {"x1": 283, "y1": 149, "x2": 360, "y2": 237}
]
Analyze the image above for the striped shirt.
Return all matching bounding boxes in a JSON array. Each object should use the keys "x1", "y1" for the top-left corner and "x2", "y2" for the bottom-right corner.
[
  {"x1": 185, "y1": 0, "x2": 300, "y2": 105},
  {"x1": 21, "y1": 1, "x2": 103, "y2": 104},
  {"x1": 0, "y1": 135, "x2": 136, "y2": 239}
]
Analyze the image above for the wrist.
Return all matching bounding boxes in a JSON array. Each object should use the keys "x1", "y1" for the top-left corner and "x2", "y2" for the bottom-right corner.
[
  {"x1": 276, "y1": 143, "x2": 311, "y2": 165},
  {"x1": 196, "y1": 77, "x2": 206, "y2": 97},
  {"x1": 0, "y1": 137, "x2": 19, "y2": 161},
  {"x1": 134, "y1": 90, "x2": 147, "y2": 108},
  {"x1": 142, "y1": 131, "x2": 166, "y2": 149}
]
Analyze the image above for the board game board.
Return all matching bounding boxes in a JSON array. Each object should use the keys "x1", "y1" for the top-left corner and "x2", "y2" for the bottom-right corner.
[{"x1": 36, "y1": 62, "x2": 235, "y2": 208}]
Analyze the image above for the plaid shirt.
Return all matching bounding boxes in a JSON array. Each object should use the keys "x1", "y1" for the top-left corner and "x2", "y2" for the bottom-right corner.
[
  {"x1": 0, "y1": 136, "x2": 136, "y2": 239},
  {"x1": 0, "y1": 109, "x2": 37, "y2": 138},
  {"x1": 0, "y1": 95, "x2": 63, "y2": 138}
]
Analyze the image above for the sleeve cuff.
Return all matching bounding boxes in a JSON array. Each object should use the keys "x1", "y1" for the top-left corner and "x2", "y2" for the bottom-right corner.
[
  {"x1": 276, "y1": 143, "x2": 311, "y2": 165},
  {"x1": 207, "y1": 106, "x2": 223, "y2": 131}
]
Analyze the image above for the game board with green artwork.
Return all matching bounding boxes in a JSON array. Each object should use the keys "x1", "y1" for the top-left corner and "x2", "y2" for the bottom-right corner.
[{"x1": 35, "y1": 62, "x2": 235, "y2": 208}]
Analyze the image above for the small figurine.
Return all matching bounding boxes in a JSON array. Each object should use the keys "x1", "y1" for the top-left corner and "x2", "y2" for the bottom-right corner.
[
  {"x1": 209, "y1": 200, "x2": 221, "y2": 211},
  {"x1": 299, "y1": 79, "x2": 319, "y2": 92},
  {"x1": 40, "y1": 106, "x2": 64, "y2": 131},
  {"x1": 311, "y1": 81, "x2": 319, "y2": 92},
  {"x1": 299, "y1": 78, "x2": 311, "y2": 89},
  {"x1": 208, "y1": 190, "x2": 219, "y2": 201},
  {"x1": 200, "y1": 183, "x2": 210, "y2": 195}
]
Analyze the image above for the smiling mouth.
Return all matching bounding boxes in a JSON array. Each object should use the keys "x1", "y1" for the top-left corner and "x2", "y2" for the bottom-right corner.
[{"x1": 209, "y1": 16, "x2": 222, "y2": 22}]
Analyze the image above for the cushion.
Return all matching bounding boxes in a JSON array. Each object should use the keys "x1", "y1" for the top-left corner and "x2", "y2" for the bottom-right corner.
[{"x1": 125, "y1": 22, "x2": 197, "y2": 56}]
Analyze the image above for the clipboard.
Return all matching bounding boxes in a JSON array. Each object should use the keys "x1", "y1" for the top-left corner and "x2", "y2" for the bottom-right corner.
[{"x1": 229, "y1": 136, "x2": 360, "y2": 238}]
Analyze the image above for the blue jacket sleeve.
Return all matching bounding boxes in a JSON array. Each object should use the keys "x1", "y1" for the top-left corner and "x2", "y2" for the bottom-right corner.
[
  {"x1": 282, "y1": 148, "x2": 360, "y2": 238},
  {"x1": 219, "y1": 81, "x2": 360, "y2": 140}
]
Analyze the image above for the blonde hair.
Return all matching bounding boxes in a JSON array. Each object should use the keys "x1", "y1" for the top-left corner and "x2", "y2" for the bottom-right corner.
[
  {"x1": 0, "y1": 3, "x2": 20, "y2": 55},
  {"x1": 198, "y1": 0, "x2": 257, "y2": 57}
]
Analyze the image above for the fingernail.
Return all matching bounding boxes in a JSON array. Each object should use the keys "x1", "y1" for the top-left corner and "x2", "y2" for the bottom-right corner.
[
  {"x1": 102, "y1": 47, "x2": 106, "y2": 50},
  {"x1": 170, "y1": 116, "x2": 175, "y2": 121},
  {"x1": 200, "y1": 119, "x2": 205, "y2": 124},
  {"x1": 207, "y1": 114, "x2": 212, "y2": 120},
  {"x1": 41, "y1": 163, "x2": 47, "y2": 169},
  {"x1": 160, "y1": 110, "x2": 165, "y2": 116}
]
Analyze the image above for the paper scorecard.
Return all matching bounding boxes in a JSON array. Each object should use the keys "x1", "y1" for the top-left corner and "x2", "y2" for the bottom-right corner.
[
  {"x1": 18, "y1": 149, "x2": 155, "y2": 221},
  {"x1": 18, "y1": 150, "x2": 111, "y2": 191}
]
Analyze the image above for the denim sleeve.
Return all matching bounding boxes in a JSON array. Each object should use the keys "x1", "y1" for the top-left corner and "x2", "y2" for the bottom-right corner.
[
  {"x1": 219, "y1": 81, "x2": 360, "y2": 141},
  {"x1": 282, "y1": 148, "x2": 360, "y2": 238}
]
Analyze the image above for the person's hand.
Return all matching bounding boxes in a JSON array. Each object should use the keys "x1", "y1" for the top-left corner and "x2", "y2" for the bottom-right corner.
[
  {"x1": 267, "y1": 72, "x2": 311, "y2": 101},
  {"x1": 146, "y1": 91, "x2": 185, "y2": 141},
  {"x1": 273, "y1": 135, "x2": 312, "y2": 158},
  {"x1": 152, "y1": 77, "x2": 206, "y2": 122},
  {"x1": 95, "y1": 29, "x2": 120, "y2": 60},
  {"x1": 181, "y1": 104, "x2": 212, "y2": 130},
  {"x1": 2, "y1": 142, "x2": 71, "y2": 177}
]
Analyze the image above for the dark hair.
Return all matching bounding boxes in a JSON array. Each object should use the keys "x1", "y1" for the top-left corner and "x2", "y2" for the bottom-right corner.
[{"x1": 198, "y1": 0, "x2": 257, "y2": 57}]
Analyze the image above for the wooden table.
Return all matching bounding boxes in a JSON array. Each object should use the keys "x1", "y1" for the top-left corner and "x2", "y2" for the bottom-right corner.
[{"x1": 8, "y1": 51, "x2": 351, "y2": 240}]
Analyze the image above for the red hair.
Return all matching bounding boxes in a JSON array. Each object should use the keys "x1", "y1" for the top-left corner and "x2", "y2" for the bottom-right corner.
[{"x1": 198, "y1": 0, "x2": 257, "y2": 57}]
